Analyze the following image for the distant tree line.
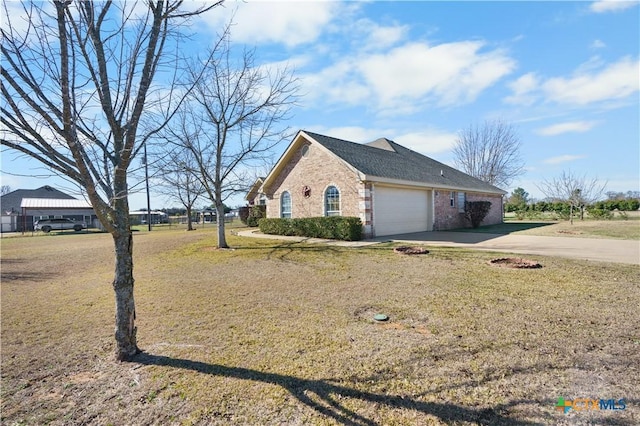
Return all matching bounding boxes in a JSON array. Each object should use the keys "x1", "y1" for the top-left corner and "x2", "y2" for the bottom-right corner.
[
  {"x1": 505, "y1": 186, "x2": 639, "y2": 221},
  {"x1": 505, "y1": 198, "x2": 640, "y2": 213}
]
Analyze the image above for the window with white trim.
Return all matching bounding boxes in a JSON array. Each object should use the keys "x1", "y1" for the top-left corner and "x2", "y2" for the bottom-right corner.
[
  {"x1": 325, "y1": 186, "x2": 340, "y2": 216},
  {"x1": 281, "y1": 191, "x2": 291, "y2": 218},
  {"x1": 450, "y1": 191, "x2": 455, "y2": 208}
]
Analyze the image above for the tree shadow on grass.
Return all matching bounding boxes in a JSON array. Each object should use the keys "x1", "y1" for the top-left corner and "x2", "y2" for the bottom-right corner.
[
  {"x1": 0, "y1": 259, "x2": 56, "y2": 282},
  {"x1": 228, "y1": 239, "x2": 349, "y2": 262},
  {"x1": 131, "y1": 352, "x2": 539, "y2": 426}
]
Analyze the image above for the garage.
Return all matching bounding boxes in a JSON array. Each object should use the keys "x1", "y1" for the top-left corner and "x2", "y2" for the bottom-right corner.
[{"x1": 373, "y1": 185, "x2": 432, "y2": 236}]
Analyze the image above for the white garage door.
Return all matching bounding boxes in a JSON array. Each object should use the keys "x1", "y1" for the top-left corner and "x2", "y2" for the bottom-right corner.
[{"x1": 374, "y1": 186, "x2": 431, "y2": 236}]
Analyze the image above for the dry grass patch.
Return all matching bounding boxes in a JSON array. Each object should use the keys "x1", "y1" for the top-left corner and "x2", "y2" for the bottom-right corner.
[
  {"x1": 2, "y1": 229, "x2": 639, "y2": 425},
  {"x1": 510, "y1": 219, "x2": 640, "y2": 240}
]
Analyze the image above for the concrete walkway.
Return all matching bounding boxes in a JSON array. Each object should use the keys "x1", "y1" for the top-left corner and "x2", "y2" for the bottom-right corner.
[{"x1": 237, "y1": 229, "x2": 640, "y2": 265}]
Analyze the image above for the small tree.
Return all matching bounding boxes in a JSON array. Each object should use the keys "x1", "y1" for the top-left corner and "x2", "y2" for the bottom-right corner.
[
  {"x1": 150, "y1": 147, "x2": 205, "y2": 231},
  {"x1": 506, "y1": 187, "x2": 529, "y2": 218},
  {"x1": 464, "y1": 201, "x2": 492, "y2": 228},
  {"x1": 453, "y1": 120, "x2": 525, "y2": 189},
  {"x1": 162, "y1": 35, "x2": 298, "y2": 248},
  {"x1": 537, "y1": 170, "x2": 607, "y2": 224}
]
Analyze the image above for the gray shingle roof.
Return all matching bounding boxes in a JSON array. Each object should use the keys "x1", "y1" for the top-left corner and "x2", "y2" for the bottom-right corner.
[
  {"x1": 303, "y1": 131, "x2": 505, "y2": 194},
  {"x1": 1, "y1": 186, "x2": 77, "y2": 214}
]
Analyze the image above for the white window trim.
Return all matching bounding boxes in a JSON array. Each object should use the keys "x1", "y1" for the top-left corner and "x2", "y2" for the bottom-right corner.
[
  {"x1": 280, "y1": 191, "x2": 292, "y2": 218},
  {"x1": 324, "y1": 185, "x2": 341, "y2": 217}
]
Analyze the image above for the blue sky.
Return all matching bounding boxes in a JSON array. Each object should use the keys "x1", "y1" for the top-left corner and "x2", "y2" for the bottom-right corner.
[{"x1": 2, "y1": 0, "x2": 639, "y2": 209}]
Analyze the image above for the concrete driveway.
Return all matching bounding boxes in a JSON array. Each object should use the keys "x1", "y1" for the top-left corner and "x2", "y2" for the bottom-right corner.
[
  {"x1": 374, "y1": 231, "x2": 640, "y2": 265},
  {"x1": 238, "y1": 229, "x2": 639, "y2": 265}
]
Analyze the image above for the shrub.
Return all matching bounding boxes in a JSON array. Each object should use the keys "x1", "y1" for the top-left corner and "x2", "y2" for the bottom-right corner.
[
  {"x1": 587, "y1": 208, "x2": 613, "y2": 220},
  {"x1": 240, "y1": 205, "x2": 266, "y2": 227},
  {"x1": 620, "y1": 199, "x2": 640, "y2": 211},
  {"x1": 463, "y1": 201, "x2": 491, "y2": 228},
  {"x1": 524, "y1": 210, "x2": 542, "y2": 220},
  {"x1": 258, "y1": 216, "x2": 362, "y2": 241}
]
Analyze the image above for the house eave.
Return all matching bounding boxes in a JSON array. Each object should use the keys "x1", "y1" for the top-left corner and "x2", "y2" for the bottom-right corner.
[{"x1": 360, "y1": 175, "x2": 507, "y2": 195}]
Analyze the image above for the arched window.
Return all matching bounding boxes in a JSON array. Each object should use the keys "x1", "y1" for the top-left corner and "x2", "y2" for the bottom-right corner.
[
  {"x1": 281, "y1": 191, "x2": 291, "y2": 218},
  {"x1": 324, "y1": 186, "x2": 340, "y2": 216}
]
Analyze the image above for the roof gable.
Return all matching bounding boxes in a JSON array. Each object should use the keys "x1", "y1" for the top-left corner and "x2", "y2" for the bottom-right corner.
[
  {"x1": 303, "y1": 131, "x2": 505, "y2": 194},
  {"x1": 245, "y1": 177, "x2": 265, "y2": 202}
]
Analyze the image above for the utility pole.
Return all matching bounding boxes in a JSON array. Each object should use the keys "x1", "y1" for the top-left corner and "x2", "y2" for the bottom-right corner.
[{"x1": 144, "y1": 141, "x2": 152, "y2": 231}]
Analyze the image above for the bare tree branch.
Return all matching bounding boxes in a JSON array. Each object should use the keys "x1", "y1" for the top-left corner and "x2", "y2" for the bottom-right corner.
[
  {"x1": 453, "y1": 119, "x2": 525, "y2": 189},
  {"x1": 537, "y1": 170, "x2": 607, "y2": 224},
  {"x1": 0, "y1": 0, "x2": 224, "y2": 361},
  {"x1": 157, "y1": 34, "x2": 299, "y2": 248}
]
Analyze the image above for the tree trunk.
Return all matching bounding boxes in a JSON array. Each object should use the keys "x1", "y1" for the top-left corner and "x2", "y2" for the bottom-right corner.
[
  {"x1": 186, "y1": 206, "x2": 194, "y2": 231},
  {"x1": 570, "y1": 204, "x2": 574, "y2": 225},
  {"x1": 112, "y1": 231, "x2": 139, "y2": 360},
  {"x1": 216, "y1": 200, "x2": 228, "y2": 248}
]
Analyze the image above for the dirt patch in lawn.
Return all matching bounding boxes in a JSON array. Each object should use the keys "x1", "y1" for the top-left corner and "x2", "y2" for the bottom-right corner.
[
  {"x1": 489, "y1": 257, "x2": 542, "y2": 269},
  {"x1": 393, "y1": 245, "x2": 429, "y2": 255},
  {"x1": 2, "y1": 229, "x2": 639, "y2": 425}
]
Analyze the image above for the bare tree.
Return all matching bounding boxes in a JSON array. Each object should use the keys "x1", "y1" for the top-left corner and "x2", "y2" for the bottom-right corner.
[
  {"x1": 162, "y1": 36, "x2": 299, "y2": 248},
  {"x1": 453, "y1": 120, "x2": 525, "y2": 189},
  {"x1": 150, "y1": 146, "x2": 205, "y2": 231},
  {"x1": 1, "y1": 185, "x2": 11, "y2": 196},
  {"x1": 537, "y1": 170, "x2": 607, "y2": 224},
  {"x1": 1, "y1": 0, "x2": 221, "y2": 360}
]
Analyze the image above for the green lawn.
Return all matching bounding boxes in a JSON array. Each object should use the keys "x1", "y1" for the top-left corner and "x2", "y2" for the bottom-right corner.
[{"x1": 2, "y1": 229, "x2": 638, "y2": 425}]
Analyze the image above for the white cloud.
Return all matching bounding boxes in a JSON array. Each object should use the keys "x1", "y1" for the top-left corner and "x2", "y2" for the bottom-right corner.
[
  {"x1": 590, "y1": 0, "x2": 639, "y2": 13},
  {"x1": 536, "y1": 121, "x2": 599, "y2": 136},
  {"x1": 544, "y1": 155, "x2": 587, "y2": 164},
  {"x1": 504, "y1": 72, "x2": 541, "y2": 105},
  {"x1": 590, "y1": 39, "x2": 607, "y2": 49},
  {"x1": 504, "y1": 56, "x2": 639, "y2": 107},
  {"x1": 543, "y1": 56, "x2": 639, "y2": 105},
  {"x1": 394, "y1": 129, "x2": 458, "y2": 155},
  {"x1": 354, "y1": 19, "x2": 409, "y2": 51},
  {"x1": 198, "y1": 1, "x2": 341, "y2": 47},
  {"x1": 359, "y1": 41, "x2": 516, "y2": 108},
  {"x1": 302, "y1": 40, "x2": 515, "y2": 114}
]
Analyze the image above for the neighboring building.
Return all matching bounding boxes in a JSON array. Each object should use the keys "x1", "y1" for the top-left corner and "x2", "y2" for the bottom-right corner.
[
  {"x1": 254, "y1": 130, "x2": 506, "y2": 238},
  {"x1": 245, "y1": 177, "x2": 266, "y2": 206},
  {"x1": 129, "y1": 210, "x2": 169, "y2": 225},
  {"x1": 1, "y1": 186, "x2": 97, "y2": 232}
]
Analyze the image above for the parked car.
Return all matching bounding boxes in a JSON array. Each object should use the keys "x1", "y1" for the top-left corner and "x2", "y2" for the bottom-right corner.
[{"x1": 34, "y1": 218, "x2": 87, "y2": 233}]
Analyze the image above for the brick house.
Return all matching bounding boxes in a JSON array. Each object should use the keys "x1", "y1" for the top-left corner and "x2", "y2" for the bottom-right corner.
[{"x1": 248, "y1": 130, "x2": 506, "y2": 238}]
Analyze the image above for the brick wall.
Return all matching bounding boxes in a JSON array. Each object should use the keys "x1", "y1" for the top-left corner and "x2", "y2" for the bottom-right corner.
[
  {"x1": 433, "y1": 190, "x2": 503, "y2": 230},
  {"x1": 468, "y1": 193, "x2": 503, "y2": 226},
  {"x1": 264, "y1": 142, "x2": 364, "y2": 221}
]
